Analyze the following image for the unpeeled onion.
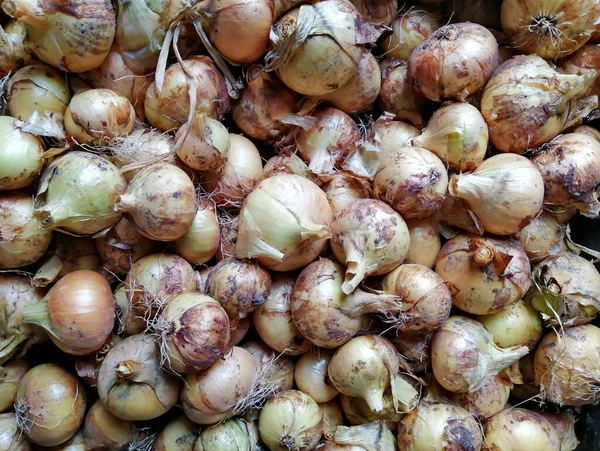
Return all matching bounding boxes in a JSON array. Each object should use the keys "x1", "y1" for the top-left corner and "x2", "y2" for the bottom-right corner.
[
  {"x1": 514, "y1": 212, "x2": 565, "y2": 261},
  {"x1": 294, "y1": 349, "x2": 339, "y2": 403},
  {"x1": 536, "y1": 409, "x2": 579, "y2": 451},
  {"x1": 323, "y1": 421, "x2": 397, "y2": 451},
  {"x1": 477, "y1": 300, "x2": 543, "y2": 350},
  {"x1": 152, "y1": 415, "x2": 199, "y2": 451},
  {"x1": 382, "y1": 6, "x2": 441, "y2": 60},
  {"x1": 240, "y1": 339, "x2": 296, "y2": 392},
  {"x1": 447, "y1": 373, "x2": 511, "y2": 420},
  {"x1": 82, "y1": 400, "x2": 137, "y2": 450},
  {"x1": 114, "y1": 285, "x2": 145, "y2": 336},
  {"x1": 176, "y1": 113, "x2": 230, "y2": 171},
  {"x1": 0, "y1": 116, "x2": 44, "y2": 191},
  {"x1": 319, "y1": 400, "x2": 344, "y2": 440},
  {"x1": 404, "y1": 218, "x2": 441, "y2": 268},
  {"x1": 172, "y1": 200, "x2": 220, "y2": 265}
]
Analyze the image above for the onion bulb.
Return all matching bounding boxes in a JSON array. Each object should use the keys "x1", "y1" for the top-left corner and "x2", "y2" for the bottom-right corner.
[
  {"x1": 34, "y1": 151, "x2": 126, "y2": 235},
  {"x1": 412, "y1": 102, "x2": 489, "y2": 172},
  {"x1": 433, "y1": 194, "x2": 484, "y2": 237},
  {"x1": 0, "y1": 20, "x2": 32, "y2": 78},
  {"x1": 258, "y1": 389, "x2": 323, "y2": 451},
  {"x1": 22, "y1": 270, "x2": 115, "y2": 355},
  {"x1": 0, "y1": 116, "x2": 44, "y2": 191},
  {"x1": 482, "y1": 408, "x2": 560, "y2": 451},
  {"x1": 561, "y1": 45, "x2": 600, "y2": 100},
  {"x1": 176, "y1": 114, "x2": 230, "y2": 171},
  {"x1": 172, "y1": 200, "x2": 220, "y2": 265},
  {"x1": 514, "y1": 212, "x2": 566, "y2": 261},
  {"x1": 409, "y1": 22, "x2": 499, "y2": 101},
  {"x1": 114, "y1": 284, "x2": 145, "y2": 336},
  {"x1": 481, "y1": 55, "x2": 598, "y2": 154},
  {"x1": 404, "y1": 218, "x2": 441, "y2": 268},
  {"x1": 82, "y1": 400, "x2": 138, "y2": 450},
  {"x1": 328, "y1": 335, "x2": 420, "y2": 413},
  {"x1": 0, "y1": 358, "x2": 29, "y2": 413},
  {"x1": 447, "y1": 373, "x2": 511, "y2": 420},
  {"x1": 294, "y1": 349, "x2": 338, "y2": 403},
  {"x1": 0, "y1": 192, "x2": 52, "y2": 269},
  {"x1": 449, "y1": 154, "x2": 544, "y2": 235},
  {"x1": 322, "y1": 173, "x2": 370, "y2": 216},
  {"x1": 348, "y1": 0, "x2": 395, "y2": 25},
  {"x1": 16, "y1": 363, "x2": 86, "y2": 447},
  {"x1": 0, "y1": 412, "x2": 31, "y2": 451},
  {"x1": 528, "y1": 252, "x2": 600, "y2": 327},
  {"x1": 320, "y1": 399, "x2": 344, "y2": 440},
  {"x1": 152, "y1": 415, "x2": 199, "y2": 451},
  {"x1": 292, "y1": 258, "x2": 403, "y2": 348},
  {"x1": 374, "y1": 146, "x2": 448, "y2": 219},
  {"x1": 117, "y1": 162, "x2": 197, "y2": 241},
  {"x1": 331, "y1": 199, "x2": 410, "y2": 294},
  {"x1": 323, "y1": 421, "x2": 397, "y2": 451},
  {"x1": 73, "y1": 333, "x2": 122, "y2": 387},
  {"x1": 391, "y1": 331, "x2": 432, "y2": 373},
  {"x1": 240, "y1": 339, "x2": 296, "y2": 392},
  {"x1": 253, "y1": 275, "x2": 311, "y2": 355},
  {"x1": 1, "y1": 0, "x2": 115, "y2": 72},
  {"x1": 236, "y1": 174, "x2": 332, "y2": 271},
  {"x1": 197, "y1": 417, "x2": 260, "y2": 451},
  {"x1": 535, "y1": 409, "x2": 579, "y2": 451},
  {"x1": 431, "y1": 316, "x2": 528, "y2": 393},
  {"x1": 340, "y1": 393, "x2": 402, "y2": 430},
  {"x1": 382, "y1": 7, "x2": 441, "y2": 60},
  {"x1": 97, "y1": 334, "x2": 181, "y2": 420}
]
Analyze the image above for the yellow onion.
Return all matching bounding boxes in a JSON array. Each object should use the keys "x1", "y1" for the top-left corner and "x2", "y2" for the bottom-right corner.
[
  {"x1": 158, "y1": 292, "x2": 231, "y2": 373},
  {"x1": 1, "y1": 0, "x2": 115, "y2": 72},
  {"x1": 501, "y1": 0, "x2": 600, "y2": 59},
  {"x1": 561, "y1": 44, "x2": 600, "y2": 99},
  {"x1": 97, "y1": 334, "x2": 181, "y2": 420},
  {"x1": 294, "y1": 349, "x2": 339, "y2": 403},
  {"x1": 73, "y1": 333, "x2": 122, "y2": 386},
  {"x1": 481, "y1": 55, "x2": 597, "y2": 154},
  {"x1": 531, "y1": 132, "x2": 600, "y2": 216},
  {"x1": 34, "y1": 151, "x2": 126, "y2": 235},
  {"x1": 292, "y1": 258, "x2": 403, "y2": 348},
  {"x1": 322, "y1": 421, "x2": 397, "y2": 451},
  {"x1": 0, "y1": 20, "x2": 32, "y2": 78},
  {"x1": 152, "y1": 415, "x2": 199, "y2": 451},
  {"x1": 240, "y1": 339, "x2": 296, "y2": 392},
  {"x1": 434, "y1": 234, "x2": 531, "y2": 315},
  {"x1": 197, "y1": 418, "x2": 259, "y2": 451},
  {"x1": 0, "y1": 116, "x2": 44, "y2": 190},
  {"x1": 433, "y1": 194, "x2": 484, "y2": 237},
  {"x1": 535, "y1": 409, "x2": 579, "y2": 451},
  {"x1": 412, "y1": 102, "x2": 489, "y2": 172},
  {"x1": 176, "y1": 114, "x2": 230, "y2": 171},
  {"x1": 405, "y1": 218, "x2": 441, "y2": 268},
  {"x1": 172, "y1": 201, "x2": 220, "y2": 265},
  {"x1": 528, "y1": 252, "x2": 600, "y2": 327},
  {"x1": 114, "y1": 285, "x2": 146, "y2": 337},
  {"x1": 265, "y1": 0, "x2": 381, "y2": 96},
  {"x1": 382, "y1": 6, "x2": 441, "y2": 60},
  {"x1": 82, "y1": 400, "x2": 138, "y2": 449},
  {"x1": 391, "y1": 331, "x2": 432, "y2": 373},
  {"x1": 0, "y1": 358, "x2": 29, "y2": 413},
  {"x1": 340, "y1": 393, "x2": 402, "y2": 431},
  {"x1": 203, "y1": 134, "x2": 263, "y2": 208},
  {"x1": 477, "y1": 301, "x2": 542, "y2": 351},
  {"x1": 322, "y1": 173, "x2": 371, "y2": 216},
  {"x1": 0, "y1": 192, "x2": 52, "y2": 269},
  {"x1": 181, "y1": 346, "x2": 257, "y2": 424},
  {"x1": 374, "y1": 146, "x2": 448, "y2": 219},
  {"x1": 431, "y1": 316, "x2": 528, "y2": 393},
  {"x1": 145, "y1": 56, "x2": 230, "y2": 131},
  {"x1": 0, "y1": 412, "x2": 31, "y2": 451},
  {"x1": 514, "y1": 212, "x2": 566, "y2": 261},
  {"x1": 46, "y1": 430, "x2": 86, "y2": 451},
  {"x1": 447, "y1": 373, "x2": 511, "y2": 420},
  {"x1": 446, "y1": 0, "x2": 502, "y2": 29},
  {"x1": 236, "y1": 174, "x2": 332, "y2": 271},
  {"x1": 0, "y1": 274, "x2": 46, "y2": 365},
  {"x1": 482, "y1": 408, "x2": 560, "y2": 451},
  {"x1": 449, "y1": 153, "x2": 544, "y2": 235},
  {"x1": 348, "y1": 0, "x2": 395, "y2": 25},
  {"x1": 319, "y1": 399, "x2": 344, "y2": 440},
  {"x1": 409, "y1": 22, "x2": 499, "y2": 101},
  {"x1": 230, "y1": 317, "x2": 251, "y2": 347},
  {"x1": 258, "y1": 389, "x2": 323, "y2": 451},
  {"x1": 331, "y1": 198, "x2": 410, "y2": 293},
  {"x1": 16, "y1": 363, "x2": 86, "y2": 447},
  {"x1": 117, "y1": 163, "x2": 197, "y2": 241},
  {"x1": 253, "y1": 274, "x2": 311, "y2": 355},
  {"x1": 382, "y1": 264, "x2": 453, "y2": 333}
]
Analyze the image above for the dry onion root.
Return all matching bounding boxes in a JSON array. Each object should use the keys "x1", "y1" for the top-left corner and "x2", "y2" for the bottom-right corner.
[{"x1": 0, "y1": 412, "x2": 31, "y2": 451}]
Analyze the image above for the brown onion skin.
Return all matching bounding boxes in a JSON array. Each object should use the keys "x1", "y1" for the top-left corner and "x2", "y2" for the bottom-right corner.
[
  {"x1": 409, "y1": 22, "x2": 499, "y2": 102},
  {"x1": 561, "y1": 45, "x2": 600, "y2": 99}
]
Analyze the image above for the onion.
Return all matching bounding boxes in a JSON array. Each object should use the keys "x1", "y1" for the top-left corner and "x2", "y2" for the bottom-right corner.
[
  {"x1": 230, "y1": 317, "x2": 251, "y2": 346},
  {"x1": 447, "y1": 373, "x2": 511, "y2": 420},
  {"x1": 312, "y1": 51, "x2": 381, "y2": 114},
  {"x1": 322, "y1": 173, "x2": 371, "y2": 216},
  {"x1": 153, "y1": 415, "x2": 199, "y2": 451},
  {"x1": 34, "y1": 151, "x2": 126, "y2": 235},
  {"x1": 157, "y1": 292, "x2": 231, "y2": 373},
  {"x1": 0, "y1": 20, "x2": 32, "y2": 78},
  {"x1": 206, "y1": 258, "x2": 271, "y2": 328},
  {"x1": 73, "y1": 333, "x2": 121, "y2": 386},
  {"x1": 447, "y1": 0, "x2": 502, "y2": 29},
  {"x1": 404, "y1": 218, "x2": 441, "y2": 268},
  {"x1": 46, "y1": 430, "x2": 86, "y2": 451},
  {"x1": 431, "y1": 316, "x2": 528, "y2": 393},
  {"x1": 253, "y1": 274, "x2": 312, "y2": 355},
  {"x1": 482, "y1": 408, "x2": 560, "y2": 451},
  {"x1": 1, "y1": 0, "x2": 115, "y2": 72},
  {"x1": 514, "y1": 212, "x2": 566, "y2": 261},
  {"x1": 181, "y1": 346, "x2": 257, "y2": 424},
  {"x1": 535, "y1": 409, "x2": 579, "y2": 451},
  {"x1": 0, "y1": 192, "x2": 52, "y2": 269},
  {"x1": 512, "y1": 353, "x2": 541, "y2": 401},
  {"x1": 412, "y1": 102, "x2": 489, "y2": 172},
  {"x1": 319, "y1": 400, "x2": 344, "y2": 440},
  {"x1": 382, "y1": 264, "x2": 453, "y2": 332},
  {"x1": 0, "y1": 116, "x2": 44, "y2": 191},
  {"x1": 409, "y1": 22, "x2": 499, "y2": 102},
  {"x1": 477, "y1": 301, "x2": 542, "y2": 351},
  {"x1": 176, "y1": 114, "x2": 230, "y2": 171},
  {"x1": 328, "y1": 335, "x2": 420, "y2": 413},
  {"x1": 0, "y1": 358, "x2": 29, "y2": 413},
  {"x1": 203, "y1": 134, "x2": 263, "y2": 208},
  {"x1": 240, "y1": 339, "x2": 296, "y2": 392},
  {"x1": 172, "y1": 200, "x2": 220, "y2": 265},
  {"x1": 561, "y1": 45, "x2": 600, "y2": 100},
  {"x1": 531, "y1": 132, "x2": 600, "y2": 216},
  {"x1": 528, "y1": 252, "x2": 600, "y2": 327},
  {"x1": 294, "y1": 349, "x2": 338, "y2": 403},
  {"x1": 82, "y1": 400, "x2": 137, "y2": 449},
  {"x1": 265, "y1": 0, "x2": 381, "y2": 96},
  {"x1": 16, "y1": 363, "x2": 86, "y2": 446},
  {"x1": 322, "y1": 421, "x2": 397, "y2": 451},
  {"x1": 348, "y1": 0, "x2": 395, "y2": 25},
  {"x1": 97, "y1": 334, "x2": 181, "y2": 420},
  {"x1": 449, "y1": 154, "x2": 544, "y2": 235},
  {"x1": 22, "y1": 270, "x2": 115, "y2": 355},
  {"x1": 0, "y1": 412, "x2": 31, "y2": 451},
  {"x1": 117, "y1": 162, "x2": 197, "y2": 241},
  {"x1": 382, "y1": 7, "x2": 441, "y2": 60},
  {"x1": 0, "y1": 274, "x2": 47, "y2": 365},
  {"x1": 374, "y1": 146, "x2": 448, "y2": 219},
  {"x1": 197, "y1": 418, "x2": 260, "y2": 451},
  {"x1": 340, "y1": 393, "x2": 402, "y2": 430},
  {"x1": 295, "y1": 107, "x2": 360, "y2": 175},
  {"x1": 258, "y1": 389, "x2": 323, "y2": 451},
  {"x1": 391, "y1": 331, "x2": 432, "y2": 373},
  {"x1": 145, "y1": 56, "x2": 230, "y2": 131},
  {"x1": 236, "y1": 174, "x2": 332, "y2": 271},
  {"x1": 433, "y1": 194, "x2": 484, "y2": 237},
  {"x1": 481, "y1": 55, "x2": 597, "y2": 154},
  {"x1": 292, "y1": 258, "x2": 402, "y2": 348}
]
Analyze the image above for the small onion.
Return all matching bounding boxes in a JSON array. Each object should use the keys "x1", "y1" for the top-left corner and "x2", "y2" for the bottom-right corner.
[
  {"x1": 172, "y1": 200, "x2": 220, "y2": 265},
  {"x1": 16, "y1": 363, "x2": 86, "y2": 447},
  {"x1": 449, "y1": 154, "x2": 544, "y2": 235},
  {"x1": 404, "y1": 218, "x2": 441, "y2": 268},
  {"x1": 152, "y1": 415, "x2": 199, "y2": 451},
  {"x1": 382, "y1": 7, "x2": 441, "y2": 60},
  {"x1": 97, "y1": 334, "x2": 181, "y2": 420},
  {"x1": 0, "y1": 412, "x2": 31, "y2": 451},
  {"x1": 340, "y1": 393, "x2": 402, "y2": 430},
  {"x1": 0, "y1": 20, "x2": 32, "y2": 78},
  {"x1": 197, "y1": 418, "x2": 259, "y2": 451},
  {"x1": 116, "y1": 162, "x2": 198, "y2": 241},
  {"x1": 258, "y1": 390, "x2": 323, "y2": 451},
  {"x1": 514, "y1": 212, "x2": 566, "y2": 261},
  {"x1": 0, "y1": 116, "x2": 44, "y2": 191},
  {"x1": 176, "y1": 114, "x2": 230, "y2": 171},
  {"x1": 34, "y1": 151, "x2": 126, "y2": 235},
  {"x1": 319, "y1": 400, "x2": 344, "y2": 440},
  {"x1": 322, "y1": 173, "x2": 371, "y2": 216},
  {"x1": 82, "y1": 400, "x2": 137, "y2": 450},
  {"x1": 0, "y1": 358, "x2": 29, "y2": 413},
  {"x1": 374, "y1": 146, "x2": 448, "y2": 219},
  {"x1": 294, "y1": 349, "x2": 339, "y2": 403},
  {"x1": 408, "y1": 22, "x2": 499, "y2": 101},
  {"x1": 431, "y1": 316, "x2": 528, "y2": 393},
  {"x1": 447, "y1": 373, "x2": 511, "y2": 420}
]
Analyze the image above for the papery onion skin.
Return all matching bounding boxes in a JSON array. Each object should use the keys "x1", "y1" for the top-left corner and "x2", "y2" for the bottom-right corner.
[
  {"x1": 294, "y1": 349, "x2": 339, "y2": 403},
  {"x1": 382, "y1": 7, "x2": 441, "y2": 60},
  {"x1": 405, "y1": 218, "x2": 441, "y2": 268},
  {"x1": 348, "y1": 0, "x2": 395, "y2": 25},
  {"x1": 447, "y1": 373, "x2": 511, "y2": 420},
  {"x1": 409, "y1": 22, "x2": 499, "y2": 102},
  {"x1": 340, "y1": 393, "x2": 402, "y2": 431},
  {"x1": 561, "y1": 45, "x2": 600, "y2": 99},
  {"x1": 240, "y1": 339, "x2": 296, "y2": 392},
  {"x1": 514, "y1": 212, "x2": 565, "y2": 261},
  {"x1": 172, "y1": 201, "x2": 220, "y2": 265},
  {"x1": 176, "y1": 113, "x2": 230, "y2": 171},
  {"x1": 0, "y1": 20, "x2": 33, "y2": 78},
  {"x1": 322, "y1": 173, "x2": 371, "y2": 216},
  {"x1": 152, "y1": 415, "x2": 199, "y2": 451},
  {"x1": 0, "y1": 358, "x2": 30, "y2": 413},
  {"x1": 319, "y1": 399, "x2": 344, "y2": 440}
]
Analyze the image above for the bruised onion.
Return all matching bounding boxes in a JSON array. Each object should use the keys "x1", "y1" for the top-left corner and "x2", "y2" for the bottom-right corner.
[
  {"x1": 514, "y1": 212, "x2": 565, "y2": 261},
  {"x1": 0, "y1": 358, "x2": 29, "y2": 413},
  {"x1": 382, "y1": 7, "x2": 441, "y2": 60},
  {"x1": 82, "y1": 400, "x2": 137, "y2": 450},
  {"x1": 176, "y1": 114, "x2": 230, "y2": 171},
  {"x1": 294, "y1": 349, "x2": 338, "y2": 403},
  {"x1": 152, "y1": 415, "x2": 199, "y2": 451},
  {"x1": 0, "y1": 116, "x2": 44, "y2": 190},
  {"x1": 172, "y1": 200, "x2": 220, "y2": 265},
  {"x1": 447, "y1": 373, "x2": 511, "y2": 420},
  {"x1": 477, "y1": 300, "x2": 543, "y2": 350},
  {"x1": 404, "y1": 218, "x2": 441, "y2": 268}
]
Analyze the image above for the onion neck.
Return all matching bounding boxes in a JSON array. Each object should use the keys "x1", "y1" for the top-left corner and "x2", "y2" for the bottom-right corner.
[
  {"x1": 21, "y1": 301, "x2": 51, "y2": 331},
  {"x1": 472, "y1": 345, "x2": 528, "y2": 392},
  {"x1": 114, "y1": 360, "x2": 154, "y2": 384},
  {"x1": 341, "y1": 260, "x2": 367, "y2": 295},
  {"x1": 33, "y1": 254, "x2": 63, "y2": 288},
  {"x1": 115, "y1": 194, "x2": 138, "y2": 213},
  {"x1": 362, "y1": 388, "x2": 385, "y2": 412},
  {"x1": 343, "y1": 288, "x2": 402, "y2": 316}
]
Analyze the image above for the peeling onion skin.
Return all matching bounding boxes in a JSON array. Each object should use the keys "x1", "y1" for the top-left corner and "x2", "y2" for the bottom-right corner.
[
  {"x1": 408, "y1": 22, "x2": 499, "y2": 102},
  {"x1": 514, "y1": 212, "x2": 566, "y2": 261},
  {"x1": 447, "y1": 373, "x2": 511, "y2": 420},
  {"x1": 0, "y1": 21, "x2": 33, "y2": 78},
  {"x1": 434, "y1": 234, "x2": 531, "y2": 315},
  {"x1": 322, "y1": 173, "x2": 371, "y2": 216},
  {"x1": 340, "y1": 393, "x2": 402, "y2": 431},
  {"x1": 381, "y1": 7, "x2": 441, "y2": 60},
  {"x1": 405, "y1": 218, "x2": 441, "y2": 268},
  {"x1": 561, "y1": 45, "x2": 600, "y2": 99}
]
